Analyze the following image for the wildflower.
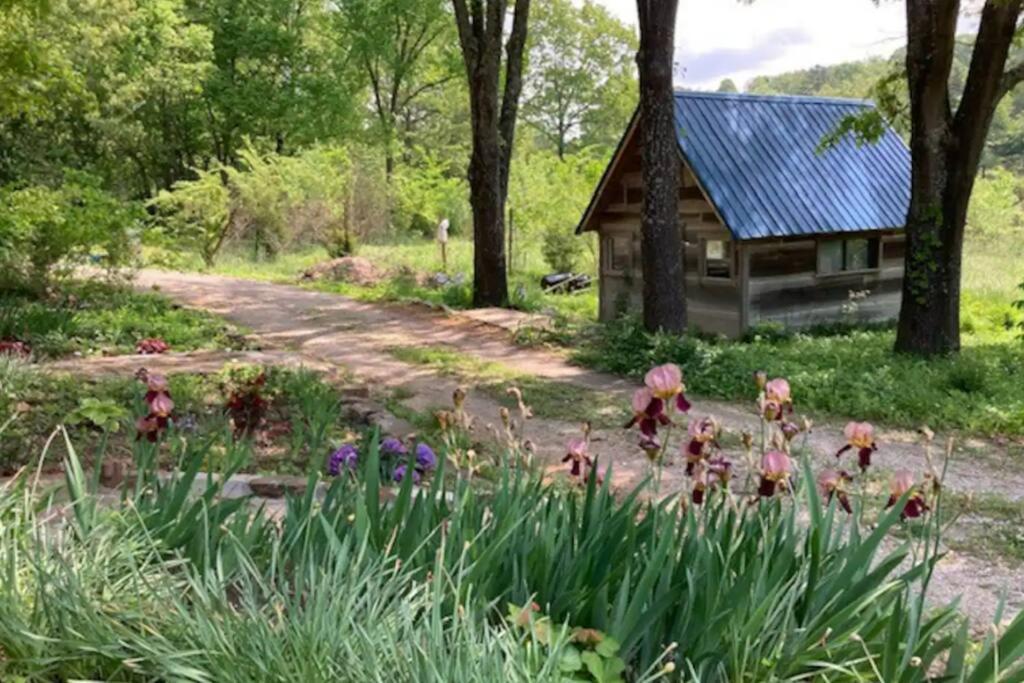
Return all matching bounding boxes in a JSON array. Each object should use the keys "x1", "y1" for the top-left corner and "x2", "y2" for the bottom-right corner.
[
  {"x1": 887, "y1": 470, "x2": 929, "y2": 520},
  {"x1": 644, "y1": 363, "x2": 691, "y2": 413},
  {"x1": 562, "y1": 437, "x2": 593, "y2": 478},
  {"x1": 683, "y1": 416, "x2": 719, "y2": 474},
  {"x1": 707, "y1": 455, "x2": 733, "y2": 486},
  {"x1": 837, "y1": 421, "x2": 877, "y2": 471},
  {"x1": 638, "y1": 434, "x2": 662, "y2": 462},
  {"x1": 135, "y1": 415, "x2": 161, "y2": 442},
  {"x1": 393, "y1": 464, "x2": 421, "y2": 485},
  {"x1": 380, "y1": 437, "x2": 408, "y2": 457},
  {"x1": 817, "y1": 468, "x2": 853, "y2": 513},
  {"x1": 760, "y1": 378, "x2": 792, "y2": 421},
  {"x1": 148, "y1": 393, "x2": 175, "y2": 418},
  {"x1": 415, "y1": 443, "x2": 437, "y2": 471},
  {"x1": 327, "y1": 443, "x2": 358, "y2": 476},
  {"x1": 781, "y1": 421, "x2": 801, "y2": 442},
  {"x1": 758, "y1": 450, "x2": 791, "y2": 497},
  {"x1": 691, "y1": 467, "x2": 707, "y2": 505},
  {"x1": 624, "y1": 387, "x2": 669, "y2": 436},
  {"x1": 0, "y1": 339, "x2": 30, "y2": 357},
  {"x1": 136, "y1": 338, "x2": 170, "y2": 355}
]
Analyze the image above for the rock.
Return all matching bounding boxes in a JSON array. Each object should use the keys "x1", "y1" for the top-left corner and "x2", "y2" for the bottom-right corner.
[
  {"x1": 249, "y1": 475, "x2": 313, "y2": 498},
  {"x1": 341, "y1": 385, "x2": 371, "y2": 400},
  {"x1": 300, "y1": 257, "x2": 383, "y2": 286}
]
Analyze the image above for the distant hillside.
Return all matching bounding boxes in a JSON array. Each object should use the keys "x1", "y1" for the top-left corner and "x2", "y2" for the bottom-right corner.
[{"x1": 744, "y1": 41, "x2": 1024, "y2": 169}]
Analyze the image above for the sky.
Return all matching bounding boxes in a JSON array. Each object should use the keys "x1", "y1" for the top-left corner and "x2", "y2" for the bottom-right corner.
[{"x1": 594, "y1": 0, "x2": 910, "y2": 90}]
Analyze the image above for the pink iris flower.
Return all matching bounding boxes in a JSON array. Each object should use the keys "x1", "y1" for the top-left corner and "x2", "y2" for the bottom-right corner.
[
  {"x1": 643, "y1": 363, "x2": 691, "y2": 413},
  {"x1": 758, "y1": 450, "x2": 792, "y2": 497},
  {"x1": 149, "y1": 393, "x2": 175, "y2": 418},
  {"x1": 761, "y1": 378, "x2": 793, "y2": 421},
  {"x1": 837, "y1": 421, "x2": 877, "y2": 471}
]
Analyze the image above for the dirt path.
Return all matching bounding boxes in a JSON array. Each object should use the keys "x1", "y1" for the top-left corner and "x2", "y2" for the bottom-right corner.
[{"x1": 129, "y1": 269, "x2": 1024, "y2": 624}]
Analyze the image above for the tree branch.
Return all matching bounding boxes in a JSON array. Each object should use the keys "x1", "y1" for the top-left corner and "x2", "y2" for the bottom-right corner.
[
  {"x1": 999, "y1": 59, "x2": 1024, "y2": 99},
  {"x1": 498, "y1": 0, "x2": 531, "y2": 192},
  {"x1": 953, "y1": 0, "x2": 1023, "y2": 167}
]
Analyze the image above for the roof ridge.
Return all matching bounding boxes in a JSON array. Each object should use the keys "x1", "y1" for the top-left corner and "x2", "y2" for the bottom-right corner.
[{"x1": 674, "y1": 90, "x2": 873, "y2": 107}]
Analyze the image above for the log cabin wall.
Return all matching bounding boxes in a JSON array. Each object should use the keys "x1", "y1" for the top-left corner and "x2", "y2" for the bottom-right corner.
[
  {"x1": 740, "y1": 232, "x2": 905, "y2": 330},
  {"x1": 593, "y1": 133, "x2": 742, "y2": 335}
]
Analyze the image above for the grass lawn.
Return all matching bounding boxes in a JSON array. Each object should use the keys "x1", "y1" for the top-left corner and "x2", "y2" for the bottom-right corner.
[{"x1": 0, "y1": 279, "x2": 247, "y2": 358}]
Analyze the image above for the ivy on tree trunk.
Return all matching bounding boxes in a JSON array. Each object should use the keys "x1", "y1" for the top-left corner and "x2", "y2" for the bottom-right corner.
[
  {"x1": 636, "y1": 0, "x2": 686, "y2": 333},
  {"x1": 452, "y1": 0, "x2": 531, "y2": 307}
]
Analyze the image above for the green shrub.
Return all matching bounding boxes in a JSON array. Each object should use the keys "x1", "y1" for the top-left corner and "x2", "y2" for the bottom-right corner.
[
  {"x1": 541, "y1": 225, "x2": 584, "y2": 272},
  {"x1": 408, "y1": 212, "x2": 434, "y2": 239},
  {"x1": 0, "y1": 173, "x2": 140, "y2": 288}
]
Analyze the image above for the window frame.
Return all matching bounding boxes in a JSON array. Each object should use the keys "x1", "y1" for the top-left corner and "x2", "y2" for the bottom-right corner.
[
  {"x1": 816, "y1": 236, "x2": 881, "y2": 277},
  {"x1": 699, "y1": 237, "x2": 734, "y2": 283},
  {"x1": 603, "y1": 233, "x2": 633, "y2": 275}
]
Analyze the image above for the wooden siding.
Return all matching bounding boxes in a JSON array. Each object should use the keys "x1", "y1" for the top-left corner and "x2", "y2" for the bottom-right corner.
[{"x1": 741, "y1": 234, "x2": 904, "y2": 330}]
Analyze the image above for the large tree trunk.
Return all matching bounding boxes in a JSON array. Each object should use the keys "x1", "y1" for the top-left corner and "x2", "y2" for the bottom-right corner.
[
  {"x1": 636, "y1": 0, "x2": 686, "y2": 333},
  {"x1": 895, "y1": 0, "x2": 1021, "y2": 355},
  {"x1": 453, "y1": 0, "x2": 531, "y2": 308},
  {"x1": 466, "y1": 50, "x2": 508, "y2": 306}
]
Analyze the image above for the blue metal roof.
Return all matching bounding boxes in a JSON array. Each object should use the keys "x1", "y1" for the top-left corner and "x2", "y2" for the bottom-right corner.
[{"x1": 674, "y1": 92, "x2": 910, "y2": 240}]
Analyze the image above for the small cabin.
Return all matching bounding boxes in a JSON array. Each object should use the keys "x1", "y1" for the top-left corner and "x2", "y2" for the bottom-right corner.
[{"x1": 576, "y1": 92, "x2": 911, "y2": 337}]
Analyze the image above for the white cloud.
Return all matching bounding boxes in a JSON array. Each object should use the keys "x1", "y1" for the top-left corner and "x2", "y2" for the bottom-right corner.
[{"x1": 595, "y1": 0, "x2": 907, "y2": 89}]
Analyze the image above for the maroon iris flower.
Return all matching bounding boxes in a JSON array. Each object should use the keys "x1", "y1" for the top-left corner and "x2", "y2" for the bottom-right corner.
[
  {"x1": 817, "y1": 468, "x2": 853, "y2": 513},
  {"x1": 886, "y1": 470, "x2": 929, "y2": 520},
  {"x1": 624, "y1": 388, "x2": 669, "y2": 437}
]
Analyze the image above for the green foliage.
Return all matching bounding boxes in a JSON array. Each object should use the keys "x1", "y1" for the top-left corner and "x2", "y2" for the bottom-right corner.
[
  {"x1": 522, "y1": 0, "x2": 637, "y2": 156},
  {"x1": 508, "y1": 148, "x2": 603, "y2": 273},
  {"x1": 0, "y1": 174, "x2": 140, "y2": 287},
  {"x1": 149, "y1": 144, "x2": 354, "y2": 265},
  {"x1": 968, "y1": 167, "x2": 1024, "y2": 237},
  {"x1": 393, "y1": 148, "x2": 470, "y2": 238},
  {"x1": 148, "y1": 167, "x2": 231, "y2": 267},
  {"x1": 542, "y1": 224, "x2": 584, "y2": 272},
  {"x1": 65, "y1": 397, "x2": 130, "y2": 432}
]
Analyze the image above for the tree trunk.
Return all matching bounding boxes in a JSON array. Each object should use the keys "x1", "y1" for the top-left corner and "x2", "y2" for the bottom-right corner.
[
  {"x1": 895, "y1": 0, "x2": 1021, "y2": 355},
  {"x1": 453, "y1": 0, "x2": 531, "y2": 308},
  {"x1": 467, "y1": 64, "x2": 508, "y2": 306},
  {"x1": 636, "y1": 0, "x2": 686, "y2": 333}
]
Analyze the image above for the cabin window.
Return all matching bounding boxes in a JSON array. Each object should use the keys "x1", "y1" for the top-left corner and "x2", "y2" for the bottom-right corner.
[
  {"x1": 604, "y1": 235, "x2": 632, "y2": 273},
  {"x1": 703, "y1": 239, "x2": 732, "y2": 279},
  {"x1": 817, "y1": 237, "x2": 880, "y2": 275}
]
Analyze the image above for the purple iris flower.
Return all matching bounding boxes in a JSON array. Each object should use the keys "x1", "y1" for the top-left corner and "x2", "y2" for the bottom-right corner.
[
  {"x1": 415, "y1": 443, "x2": 437, "y2": 471},
  {"x1": 393, "y1": 464, "x2": 421, "y2": 485},
  {"x1": 327, "y1": 444, "x2": 358, "y2": 476},
  {"x1": 381, "y1": 437, "x2": 408, "y2": 457}
]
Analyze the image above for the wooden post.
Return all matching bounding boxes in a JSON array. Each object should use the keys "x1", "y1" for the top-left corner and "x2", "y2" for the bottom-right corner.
[{"x1": 508, "y1": 206, "x2": 515, "y2": 275}]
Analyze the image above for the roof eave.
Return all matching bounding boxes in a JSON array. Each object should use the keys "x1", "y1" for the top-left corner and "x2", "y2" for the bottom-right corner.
[{"x1": 575, "y1": 107, "x2": 640, "y2": 235}]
